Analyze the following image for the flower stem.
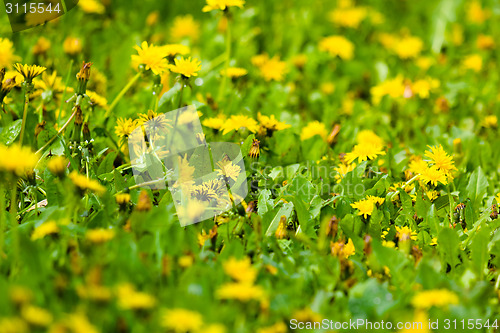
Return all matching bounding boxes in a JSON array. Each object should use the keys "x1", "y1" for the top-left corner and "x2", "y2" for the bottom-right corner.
[
  {"x1": 19, "y1": 91, "x2": 30, "y2": 146},
  {"x1": 105, "y1": 72, "x2": 141, "y2": 119},
  {"x1": 36, "y1": 108, "x2": 78, "y2": 155},
  {"x1": 0, "y1": 182, "x2": 5, "y2": 261},
  {"x1": 217, "y1": 16, "x2": 231, "y2": 101},
  {"x1": 10, "y1": 179, "x2": 20, "y2": 267},
  {"x1": 56, "y1": 59, "x2": 74, "y2": 125}
]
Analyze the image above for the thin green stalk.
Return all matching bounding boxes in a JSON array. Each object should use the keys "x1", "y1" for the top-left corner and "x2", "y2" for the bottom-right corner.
[
  {"x1": 10, "y1": 179, "x2": 19, "y2": 267},
  {"x1": 36, "y1": 108, "x2": 78, "y2": 155},
  {"x1": 19, "y1": 92, "x2": 30, "y2": 146},
  {"x1": 105, "y1": 72, "x2": 141, "y2": 118},
  {"x1": 0, "y1": 182, "x2": 5, "y2": 261},
  {"x1": 56, "y1": 59, "x2": 74, "y2": 125},
  {"x1": 217, "y1": 16, "x2": 231, "y2": 101}
]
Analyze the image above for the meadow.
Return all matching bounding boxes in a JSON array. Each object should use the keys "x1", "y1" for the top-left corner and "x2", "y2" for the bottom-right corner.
[{"x1": 0, "y1": 0, "x2": 500, "y2": 332}]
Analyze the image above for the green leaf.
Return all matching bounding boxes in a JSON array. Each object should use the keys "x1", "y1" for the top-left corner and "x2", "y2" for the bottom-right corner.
[
  {"x1": 470, "y1": 225, "x2": 490, "y2": 279},
  {"x1": 0, "y1": 119, "x2": 22, "y2": 145},
  {"x1": 466, "y1": 166, "x2": 489, "y2": 212},
  {"x1": 158, "y1": 82, "x2": 182, "y2": 108},
  {"x1": 438, "y1": 228, "x2": 461, "y2": 273}
]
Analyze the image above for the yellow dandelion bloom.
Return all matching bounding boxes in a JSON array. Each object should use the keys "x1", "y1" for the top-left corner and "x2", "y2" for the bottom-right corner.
[
  {"x1": 408, "y1": 157, "x2": 428, "y2": 175},
  {"x1": 216, "y1": 160, "x2": 241, "y2": 182},
  {"x1": 171, "y1": 15, "x2": 200, "y2": 41},
  {"x1": 370, "y1": 76, "x2": 406, "y2": 104},
  {"x1": 85, "y1": 228, "x2": 115, "y2": 243},
  {"x1": 319, "y1": 35, "x2": 354, "y2": 60},
  {"x1": 0, "y1": 38, "x2": 21, "y2": 68},
  {"x1": 329, "y1": 6, "x2": 367, "y2": 28},
  {"x1": 21, "y1": 305, "x2": 52, "y2": 327},
  {"x1": 419, "y1": 165, "x2": 448, "y2": 186},
  {"x1": 344, "y1": 143, "x2": 385, "y2": 164},
  {"x1": 257, "y1": 56, "x2": 287, "y2": 81},
  {"x1": 467, "y1": 0, "x2": 490, "y2": 24},
  {"x1": 395, "y1": 226, "x2": 417, "y2": 241},
  {"x1": 367, "y1": 195, "x2": 385, "y2": 206},
  {"x1": 482, "y1": 115, "x2": 498, "y2": 128},
  {"x1": 169, "y1": 56, "x2": 202, "y2": 78},
  {"x1": 14, "y1": 63, "x2": 46, "y2": 82},
  {"x1": 220, "y1": 67, "x2": 248, "y2": 78},
  {"x1": 31, "y1": 221, "x2": 59, "y2": 241},
  {"x1": 411, "y1": 78, "x2": 440, "y2": 99},
  {"x1": 161, "y1": 308, "x2": 204, "y2": 332},
  {"x1": 350, "y1": 199, "x2": 374, "y2": 218},
  {"x1": 115, "y1": 118, "x2": 137, "y2": 138},
  {"x1": 300, "y1": 121, "x2": 327, "y2": 141},
  {"x1": 202, "y1": 115, "x2": 226, "y2": 130},
  {"x1": 32, "y1": 37, "x2": 51, "y2": 55},
  {"x1": 216, "y1": 282, "x2": 265, "y2": 301},
  {"x1": 393, "y1": 36, "x2": 423, "y2": 59},
  {"x1": 331, "y1": 238, "x2": 356, "y2": 259},
  {"x1": 131, "y1": 41, "x2": 169, "y2": 75},
  {"x1": 463, "y1": 54, "x2": 482, "y2": 72},
  {"x1": 412, "y1": 289, "x2": 459, "y2": 309},
  {"x1": 69, "y1": 171, "x2": 106, "y2": 196},
  {"x1": 220, "y1": 115, "x2": 259, "y2": 135},
  {"x1": 424, "y1": 145, "x2": 457, "y2": 175},
  {"x1": 0, "y1": 144, "x2": 38, "y2": 177},
  {"x1": 356, "y1": 130, "x2": 384, "y2": 147},
  {"x1": 116, "y1": 283, "x2": 157, "y2": 310},
  {"x1": 223, "y1": 257, "x2": 257, "y2": 284},
  {"x1": 257, "y1": 112, "x2": 291, "y2": 132},
  {"x1": 78, "y1": 0, "x2": 105, "y2": 14},
  {"x1": 477, "y1": 34, "x2": 495, "y2": 50},
  {"x1": 203, "y1": 0, "x2": 245, "y2": 12},
  {"x1": 63, "y1": 37, "x2": 82, "y2": 55},
  {"x1": 162, "y1": 44, "x2": 190, "y2": 57}
]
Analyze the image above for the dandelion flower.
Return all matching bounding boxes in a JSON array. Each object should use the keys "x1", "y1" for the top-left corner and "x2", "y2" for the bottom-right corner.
[
  {"x1": 31, "y1": 221, "x2": 59, "y2": 241},
  {"x1": 132, "y1": 41, "x2": 169, "y2": 75},
  {"x1": 216, "y1": 282, "x2": 265, "y2": 301},
  {"x1": 395, "y1": 226, "x2": 417, "y2": 241},
  {"x1": 116, "y1": 283, "x2": 157, "y2": 310},
  {"x1": 350, "y1": 199, "x2": 374, "y2": 218},
  {"x1": 419, "y1": 165, "x2": 448, "y2": 186},
  {"x1": 78, "y1": 0, "x2": 105, "y2": 14},
  {"x1": 223, "y1": 257, "x2": 257, "y2": 284},
  {"x1": 161, "y1": 308, "x2": 204, "y2": 332},
  {"x1": 412, "y1": 289, "x2": 459, "y2": 309},
  {"x1": 115, "y1": 118, "x2": 138, "y2": 138},
  {"x1": 162, "y1": 44, "x2": 191, "y2": 57},
  {"x1": 0, "y1": 144, "x2": 38, "y2": 177},
  {"x1": 220, "y1": 67, "x2": 248, "y2": 78},
  {"x1": 300, "y1": 121, "x2": 327, "y2": 141},
  {"x1": 220, "y1": 115, "x2": 259, "y2": 134},
  {"x1": 85, "y1": 228, "x2": 115, "y2": 243},
  {"x1": 202, "y1": 0, "x2": 245, "y2": 12},
  {"x1": 257, "y1": 56, "x2": 287, "y2": 81},
  {"x1": 69, "y1": 171, "x2": 106, "y2": 196},
  {"x1": 63, "y1": 37, "x2": 82, "y2": 55},
  {"x1": 463, "y1": 54, "x2": 482, "y2": 72},
  {"x1": 171, "y1": 15, "x2": 200, "y2": 41},
  {"x1": 424, "y1": 145, "x2": 457, "y2": 175},
  {"x1": 0, "y1": 38, "x2": 21, "y2": 68},
  {"x1": 319, "y1": 35, "x2": 354, "y2": 60},
  {"x1": 169, "y1": 57, "x2": 202, "y2": 78},
  {"x1": 393, "y1": 36, "x2": 423, "y2": 59},
  {"x1": 344, "y1": 143, "x2": 385, "y2": 164},
  {"x1": 14, "y1": 63, "x2": 46, "y2": 83}
]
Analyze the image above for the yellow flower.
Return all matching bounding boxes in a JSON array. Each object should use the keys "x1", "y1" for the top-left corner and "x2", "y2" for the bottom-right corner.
[
  {"x1": 202, "y1": 0, "x2": 245, "y2": 12},
  {"x1": 366, "y1": 195, "x2": 385, "y2": 206},
  {"x1": 430, "y1": 237, "x2": 438, "y2": 245},
  {"x1": 331, "y1": 238, "x2": 356, "y2": 259},
  {"x1": 69, "y1": 171, "x2": 106, "y2": 196},
  {"x1": 0, "y1": 144, "x2": 38, "y2": 177},
  {"x1": 202, "y1": 115, "x2": 226, "y2": 130},
  {"x1": 78, "y1": 0, "x2": 105, "y2": 14},
  {"x1": 115, "y1": 193, "x2": 131, "y2": 205},
  {"x1": 85, "y1": 90, "x2": 108, "y2": 109},
  {"x1": 171, "y1": 15, "x2": 200, "y2": 41},
  {"x1": 424, "y1": 145, "x2": 457, "y2": 175},
  {"x1": 395, "y1": 226, "x2": 417, "y2": 241},
  {"x1": 115, "y1": 118, "x2": 137, "y2": 138},
  {"x1": 412, "y1": 289, "x2": 459, "y2": 309},
  {"x1": 411, "y1": 78, "x2": 440, "y2": 98},
  {"x1": 416, "y1": 56, "x2": 434, "y2": 70},
  {"x1": 463, "y1": 54, "x2": 482, "y2": 72},
  {"x1": 393, "y1": 36, "x2": 423, "y2": 59},
  {"x1": 319, "y1": 35, "x2": 355, "y2": 60},
  {"x1": 14, "y1": 63, "x2": 46, "y2": 83},
  {"x1": 350, "y1": 199, "x2": 374, "y2": 218},
  {"x1": 162, "y1": 44, "x2": 191, "y2": 57},
  {"x1": 356, "y1": 130, "x2": 384, "y2": 147},
  {"x1": 34, "y1": 71, "x2": 73, "y2": 98},
  {"x1": 216, "y1": 160, "x2": 241, "y2": 182},
  {"x1": 63, "y1": 37, "x2": 82, "y2": 55},
  {"x1": 161, "y1": 308, "x2": 203, "y2": 333},
  {"x1": 370, "y1": 76, "x2": 405, "y2": 104},
  {"x1": 477, "y1": 34, "x2": 495, "y2": 50},
  {"x1": 220, "y1": 115, "x2": 259, "y2": 134},
  {"x1": 116, "y1": 283, "x2": 157, "y2": 310},
  {"x1": 216, "y1": 282, "x2": 265, "y2": 301},
  {"x1": 223, "y1": 257, "x2": 257, "y2": 284},
  {"x1": 64, "y1": 313, "x2": 99, "y2": 333},
  {"x1": 419, "y1": 165, "x2": 448, "y2": 186},
  {"x1": 300, "y1": 121, "x2": 327, "y2": 140},
  {"x1": 329, "y1": 6, "x2": 367, "y2": 28},
  {"x1": 257, "y1": 112, "x2": 291, "y2": 132},
  {"x1": 21, "y1": 305, "x2": 52, "y2": 327},
  {"x1": 344, "y1": 143, "x2": 385, "y2": 164},
  {"x1": 31, "y1": 221, "x2": 59, "y2": 241},
  {"x1": 408, "y1": 158, "x2": 428, "y2": 175},
  {"x1": 0, "y1": 38, "x2": 21, "y2": 68},
  {"x1": 220, "y1": 67, "x2": 248, "y2": 78},
  {"x1": 85, "y1": 228, "x2": 115, "y2": 243},
  {"x1": 334, "y1": 162, "x2": 356, "y2": 183},
  {"x1": 320, "y1": 82, "x2": 335, "y2": 95},
  {"x1": 77, "y1": 284, "x2": 112, "y2": 302},
  {"x1": 132, "y1": 41, "x2": 169, "y2": 75},
  {"x1": 169, "y1": 57, "x2": 202, "y2": 77},
  {"x1": 32, "y1": 37, "x2": 51, "y2": 55},
  {"x1": 482, "y1": 115, "x2": 498, "y2": 128},
  {"x1": 467, "y1": 0, "x2": 490, "y2": 24},
  {"x1": 256, "y1": 56, "x2": 287, "y2": 81},
  {"x1": 178, "y1": 255, "x2": 194, "y2": 268}
]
